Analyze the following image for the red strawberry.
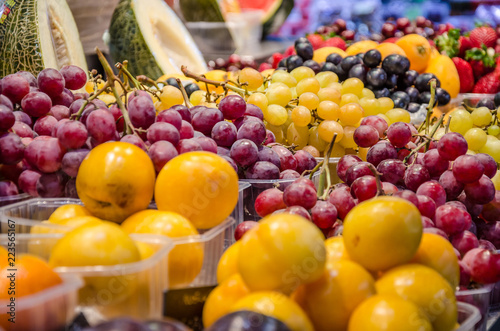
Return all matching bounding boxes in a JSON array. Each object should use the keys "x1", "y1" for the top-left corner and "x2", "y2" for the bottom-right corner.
[
  {"x1": 465, "y1": 46, "x2": 497, "y2": 80},
  {"x1": 383, "y1": 37, "x2": 399, "y2": 43},
  {"x1": 472, "y1": 72, "x2": 500, "y2": 94},
  {"x1": 322, "y1": 37, "x2": 346, "y2": 50},
  {"x1": 470, "y1": 26, "x2": 497, "y2": 48},
  {"x1": 307, "y1": 34, "x2": 324, "y2": 50},
  {"x1": 258, "y1": 62, "x2": 272, "y2": 72},
  {"x1": 283, "y1": 45, "x2": 296, "y2": 57},
  {"x1": 458, "y1": 36, "x2": 476, "y2": 57},
  {"x1": 271, "y1": 53, "x2": 284, "y2": 69},
  {"x1": 452, "y1": 58, "x2": 475, "y2": 93}
]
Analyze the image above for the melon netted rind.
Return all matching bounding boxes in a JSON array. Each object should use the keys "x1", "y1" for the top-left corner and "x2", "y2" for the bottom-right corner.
[
  {"x1": 262, "y1": 0, "x2": 294, "y2": 38},
  {"x1": 109, "y1": 0, "x2": 164, "y2": 80},
  {"x1": 179, "y1": 0, "x2": 225, "y2": 22},
  {"x1": 0, "y1": 0, "x2": 45, "y2": 77}
]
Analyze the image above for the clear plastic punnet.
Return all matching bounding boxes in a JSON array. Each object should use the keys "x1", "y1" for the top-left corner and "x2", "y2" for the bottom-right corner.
[
  {"x1": 456, "y1": 302, "x2": 482, "y2": 331},
  {"x1": 0, "y1": 193, "x2": 31, "y2": 208},
  {"x1": 456, "y1": 285, "x2": 494, "y2": 331}
]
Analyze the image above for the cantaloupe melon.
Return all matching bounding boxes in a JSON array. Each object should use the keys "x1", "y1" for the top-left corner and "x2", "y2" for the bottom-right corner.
[
  {"x1": 0, "y1": 0, "x2": 88, "y2": 77},
  {"x1": 109, "y1": 0, "x2": 208, "y2": 79}
]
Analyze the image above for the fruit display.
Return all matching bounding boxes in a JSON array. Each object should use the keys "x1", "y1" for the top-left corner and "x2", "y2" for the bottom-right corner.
[{"x1": 0, "y1": 0, "x2": 88, "y2": 77}]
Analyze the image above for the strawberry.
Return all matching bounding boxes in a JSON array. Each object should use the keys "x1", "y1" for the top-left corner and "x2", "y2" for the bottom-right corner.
[
  {"x1": 458, "y1": 36, "x2": 476, "y2": 57},
  {"x1": 307, "y1": 34, "x2": 324, "y2": 50},
  {"x1": 258, "y1": 62, "x2": 272, "y2": 72},
  {"x1": 435, "y1": 29, "x2": 460, "y2": 57},
  {"x1": 465, "y1": 46, "x2": 497, "y2": 80},
  {"x1": 322, "y1": 37, "x2": 346, "y2": 50},
  {"x1": 472, "y1": 72, "x2": 500, "y2": 94},
  {"x1": 283, "y1": 45, "x2": 296, "y2": 57},
  {"x1": 452, "y1": 57, "x2": 475, "y2": 93},
  {"x1": 271, "y1": 53, "x2": 284, "y2": 69},
  {"x1": 470, "y1": 26, "x2": 497, "y2": 48}
]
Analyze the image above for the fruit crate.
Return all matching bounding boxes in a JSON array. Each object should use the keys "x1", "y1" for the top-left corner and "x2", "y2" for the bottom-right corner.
[
  {"x1": 456, "y1": 285, "x2": 494, "y2": 331},
  {"x1": 0, "y1": 193, "x2": 31, "y2": 208},
  {"x1": 0, "y1": 272, "x2": 82, "y2": 331},
  {"x1": 239, "y1": 171, "x2": 321, "y2": 221},
  {"x1": 315, "y1": 157, "x2": 341, "y2": 184},
  {"x1": 457, "y1": 302, "x2": 483, "y2": 331},
  {"x1": 0, "y1": 233, "x2": 173, "y2": 323}
]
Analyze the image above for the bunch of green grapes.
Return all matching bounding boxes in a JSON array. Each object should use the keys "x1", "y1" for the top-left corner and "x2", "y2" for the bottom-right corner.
[
  {"x1": 244, "y1": 66, "x2": 410, "y2": 159},
  {"x1": 439, "y1": 106, "x2": 500, "y2": 163}
]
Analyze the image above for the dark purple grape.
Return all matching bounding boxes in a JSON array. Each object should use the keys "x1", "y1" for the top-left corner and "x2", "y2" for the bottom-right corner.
[
  {"x1": 18, "y1": 169, "x2": 41, "y2": 196},
  {"x1": 0, "y1": 133, "x2": 25, "y2": 165},
  {"x1": 57, "y1": 120, "x2": 88, "y2": 150},
  {"x1": 86, "y1": 109, "x2": 117, "y2": 144},
  {"x1": 311, "y1": 200, "x2": 337, "y2": 229},
  {"x1": 475, "y1": 153, "x2": 497, "y2": 179},
  {"x1": 128, "y1": 95, "x2": 156, "y2": 129},
  {"x1": 404, "y1": 164, "x2": 430, "y2": 191},
  {"x1": 437, "y1": 132, "x2": 468, "y2": 161},
  {"x1": 170, "y1": 105, "x2": 191, "y2": 122},
  {"x1": 49, "y1": 105, "x2": 70, "y2": 120},
  {"x1": 11, "y1": 121, "x2": 34, "y2": 138},
  {"x1": 422, "y1": 149, "x2": 449, "y2": 178},
  {"x1": 464, "y1": 175, "x2": 496, "y2": 205},
  {"x1": 33, "y1": 115, "x2": 57, "y2": 136},
  {"x1": 271, "y1": 145, "x2": 297, "y2": 171},
  {"x1": 416, "y1": 180, "x2": 446, "y2": 207},
  {"x1": 257, "y1": 147, "x2": 281, "y2": 168},
  {"x1": 377, "y1": 159, "x2": 406, "y2": 185},
  {"x1": 2, "y1": 74, "x2": 30, "y2": 103},
  {"x1": 439, "y1": 170, "x2": 464, "y2": 200},
  {"x1": 264, "y1": 130, "x2": 276, "y2": 145},
  {"x1": 345, "y1": 162, "x2": 373, "y2": 185},
  {"x1": 17, "y1": 71, "x2": 37, "y2": 88},
  {"x1": 61, "y1": 149, "x2": 89, "y2": 177},
  {"x1": 179, "y1": 121, "x2": 194, "y2": 139},
  {"x1": 353, "y1": 125, "x2": 379, "y2": 148},
  {"x1": 217, "y1": 146, "x2": 230, "y2": 157},
  {"x1": 13, "y1": 111, "x2": 31, "y2": 126},
  {"x1": 191, "y1": 108, "x2": 224, "y2": 135},
  {"x1": 120, "y1": 135, "x2": 147, "y2": 151},
  {"x1": 0, "y1": 180, "x2": 19, "y2": 197},
  {"x1": 211, "y1": 121, "x2": 237, "y2": 147},
  {"x1": 366, "y1": 141, "x2": 398, "y2": 167},
  {"x1": 64, "y1": 178, "x2": 78, "y2": 198},
  {"x1": 245, "y1": 161, "x2": 280, "y2": 179},
  {"x1": 59, "y1": 65, "x2": 87, "y2": 90},
  {"x1": 351, "y1": 175, "x2": 378, "y2": 201},
  {"x1": 37, "y1": 68, "x2": 65, "y2": 98},
  {"x1": 230, "y1": 139, "x2": 259, "y2": 167},
  {"x1": 233, "y1": 115, "x2": 260, "y2": 130},
  {"x1": 294, "y1": 150, "x2": 317, "y2": 174},
  {"x1": 417, "y1": 194, "x2": 436, "y2": 219},
  {"x1": 337, "y1": 155, "x2": 362, "y2": 182},
  {"x1": 21, "y1": 92, "x2": 52, "y2": 117},
  {"x1": 0, "y1": 105, "x2": 15, "y2": 131},
  {"x1": 195, "y1": 137, "x2": 218, "y2": 153},
  {"x1": 177, "y1": 139, "x2": 203, "y2": 154},
  {"x1": 237, "y1": 120, "x2": 266, "y2": 146},
  {"x1": 452, "y1": 155, "x2": 484, "y2": 184},
  {"x1": 148, "y1": 141, "x2": 178, "y2": 172},
  {"x1": 386, "y1": 122, "x2": 412, "y2": 148},
  {"x1": 24, "y1": 137, "x2": 65, "y2": 173},
  {"x1": 244, "y1": 104, "x2": 264, "y2": 120},
  {"x1": 52, "y1": 88, "x2": 74, "y2": 107},
  {"x1": 393, "y1": 189, "x2": 419, "y2": 206},
  {"x1": 284, "y1": 206, "x2": 311, "y2": 221},
  {"x1": 279, "y1": 169, "x2": 301, "y2": 180},
  {"x1": 146, "y1": 122, "x2": 180, "y2": 145},
  {"x1": 219, "y1": 95, "x2": 246, "y2": 120},
  {"x1": 36, "y1": 172, "x2": 66, "y2": 198},
  {"x1": 0, "y1": 94, "x2": 14, "y2": 111},
  {"x1": 156, "y1": 109, "x2": 182, "y2": 131},
  {"x1": 283, "y1": 183, "x2": 317, "y2": 209},
  {"x1": 328, "y1": 186, "x2": 356, "y2": 220}
]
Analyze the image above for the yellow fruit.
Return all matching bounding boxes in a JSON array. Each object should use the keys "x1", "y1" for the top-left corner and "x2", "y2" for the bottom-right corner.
[
  {"x1": 49, "y1": 221, "x2": 141, "y2": 305},
  {"x1": 231, "y1": 291, "x2": 314, "y2": 331},
  {"x1": 325, "y1": 236, "x2": 350, "y2": 266},
  {"x1": 348, "y1": 294, "x2": 433, "y2": 331},
  {"x1": 411, "y1": 233, "x2": 460, "y2": 289},
  {"x1": 316, "y1": 72, "x2": 339, "y2": 88},
  {"x1": 376, "y1": 264, "x2": 457, "y2": 331},
  {"x1": 395, "y1": 34, "x2": 432, "y2": 73},
  {"x1": 425, "y1": 54, "x2": 460, "y2": 99},
  {"x1": 217, "y1": 241, "x2": 241, "y2": 283},
  {"x1": 121, "y1": 209, "x2": 159, "y2": 233},
  {"x1": 155, "y1": 152, "x2": 239, "y2": 229},
  {"x1": 133, "y1": 211, "x2": 203, "y2": 287},
  {"x1": 343, "y1": 197, "x2": 422, "y2": 271},
  {"x1": 313, "y1": 47, "x2": 347, "y2": 63},
  {"x1": 346, "y1": 40, "x2": 379, "y2": 56},
  {"x1": 199, "y1": 70, "x2": 228, "y2": 93},
  {"x1": 294, "y1": 260, "x2": 376, "y2": 331},
  {"x1": 48, "y1": 204, "x2": 92, "y2": 223},
  {"x1": 375, "y1": 43, "x2": 406, "y2": 60},
  {"x1": 203, "y1": 274, "x2": 251, "y2": 328},
  {"x1": 238, "y1": 214, "x2": 326, "y2": 294},
  {"x1": 238, "y1": 67, "x2": 264, "y2": 90},
  {"x1": 159, "y1": 85, "x2": 184, "y2": 108},
  {"x1": 135, "y1": 241, "x2": 156, "y2": 260},
  {"x1": 76, "y1": 142, "x2": 156, "y2": 223},
  {"x1": 493, "y1": 171, "x2": 500, "y2": 190},
  {"x1": 385, "y1": 108, "x2": 411, "y2": 124}
]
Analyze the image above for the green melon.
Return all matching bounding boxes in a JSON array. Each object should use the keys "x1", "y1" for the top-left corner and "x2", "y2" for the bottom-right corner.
[
  {"x1": 109, "y1": 0, "x2": 208, "y2": 80},
  {"x1": 0, "y1": 0, "x2": 88, "y2": 77},
  {"x1": 179, "y1": 0, "x2": 225, "y2": 22}
]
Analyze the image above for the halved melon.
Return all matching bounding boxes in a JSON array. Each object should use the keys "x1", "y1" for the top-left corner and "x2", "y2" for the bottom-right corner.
[
  {"x1": 238, "y1": 0, "x2": 294, "y2": 37},
  {"x1": 0, "y1": 0, "x2": 88, "y2": 77},
  {"x1": 109, "y1": 0, "x2": 208, "y2": 79}
]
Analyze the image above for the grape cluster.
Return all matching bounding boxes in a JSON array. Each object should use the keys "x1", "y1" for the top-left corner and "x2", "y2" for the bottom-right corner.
[
  {"x1": 207, "y1": 54, "x2": 258, "y2": 72},
  {"x1": 0, "y1": 68, "x2": 318, "y2": 199}
]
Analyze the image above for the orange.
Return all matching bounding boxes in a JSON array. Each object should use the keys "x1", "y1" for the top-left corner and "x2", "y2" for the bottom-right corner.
[
  {"x1": 155, "y1": 152, "x2": 239, "y2": 229},
  {"x1": 345, "y1": 40, "x2": 379, "y2": 56},
  {"x1": 238, "y1": 213, "x2": 326, "y2": 294},
  {"x1": 411, "y1": 233, "x2": 460, "y2": 289},
  {"x1": 425, "y1": 54, "x2": 460, "y2": 99},
  {"x1": 134, "y1": 241, "x2": 156, "y2": 260},
  {"x1": 375, "y1": 43, "x2": 406, "y2": 60},
  {"x1": 203, "y1": 273, "x2": 251, "y2": 328},
  {"x1": 48, "y1": 204, "x2": 92, "y2": 223},
  {"x1": 217, "y1": 241, "x2": 241, "y2": 283},
  {"x1": 313, "y1": 47, "x2": 347, "y2": 63},
  {"x1": 0, "y1": 255, "x2": 62, "y2": 299},
  {"x1": 293, "y1": 260, "x2": 376, "y2": 331},
  {"x1": 376, "y1": 264, "x2": 457, "y2": 331},
  {"x1": 343, "y1": 197, "x2": 422, "y2": 271},
  {"x1": 324, "y1": 236, "x2": 350, "y2": 267},
  {"x1": 76, "y1": 142, "x2": 156, "y2": 223},
  {"x1": 395, "y1": 34, "x2": 432, "y2": 73},
  {"x1": 121, "y1": 209, "x2": 159, "y2": 233},
  {"x1": 348, "y1": 294, "x2": 432, "y2": 331},
  {"x1": 230, "y1": 291, "x2": 314, "y2": 331},
  {"x1": 133, "y1": 211, "x2": 204, "y2": 287}
]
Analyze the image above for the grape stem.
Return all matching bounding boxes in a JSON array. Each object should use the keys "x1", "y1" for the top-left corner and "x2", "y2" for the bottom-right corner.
[
  {"x1": 115, "y1": 63, "x2": 141, "y2": 90},
  {"x1": 424, "y1": 79, "x2": 437, "y2": 136},
  {"x1": 305, "y1": 160, "x2": 323, "y2": 179},
  {"x1": 367, "y1": 163, "x2": 385, "y2": 197},
  {"x1": 176, "y1": 78, "x2": 194, "y2": 108},
  {"x1": 71, "y1": 82, "x2": 111, "y2": 120},
  {"x1": 137, "y1": 75, "x2": 160, "y2": 90},
  {"x1": 317, "y1": 134, "x2": 337, "y2": 199},
  {"x1": 181, "y1": 66, "x2": 250, "y2": 96}
]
